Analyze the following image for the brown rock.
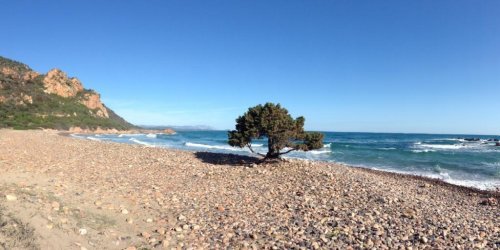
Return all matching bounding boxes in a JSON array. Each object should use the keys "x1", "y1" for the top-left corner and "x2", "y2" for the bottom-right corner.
[
  {"x1": 163, "y1": 128, "x2": 176, "y2": 134},
  {"x1": 51, "y1": 201, "x2": 60, "y2": 210},
  {"x1": 79, "y1": 92, "x2": 109, "y2": 118},
  {"x1": 141, "y1": 232, "x2": 151, "y2": 239},
  {"x1": 402, "y1": 208, "x2": 416, "y2": 219},
  {"x1": 43, "y1": 69, "x2": 83, "y2": 97},
  {"x1": 479, "y1": 197, "x2": 498, "y2": 206},
  {"x1": 156, "y1": 228, "x2": 167, "y2": 235}
]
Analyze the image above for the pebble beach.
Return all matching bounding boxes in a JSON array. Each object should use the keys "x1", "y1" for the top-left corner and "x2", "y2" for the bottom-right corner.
[{"x1": 0, "y1": 129, "x2": 498, "y2": 249}]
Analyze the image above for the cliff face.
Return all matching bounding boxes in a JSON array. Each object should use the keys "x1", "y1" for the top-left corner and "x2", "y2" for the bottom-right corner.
[
  {"x1": 0, "y1": 56, "x2": 134, "y2": 130},
  {"x1": 40, "y1": 68, "x2": 109, "y2": 118},
  {"x1": 79, "y1": 92, "x2": 109, "y2": 118},
  {"x1": 42, "y1": 69, "x2": 84, "y2": 97}
]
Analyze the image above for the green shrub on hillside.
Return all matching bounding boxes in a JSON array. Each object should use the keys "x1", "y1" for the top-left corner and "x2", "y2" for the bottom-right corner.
[{"x1": 0, "y1": 56, "x2": 134, "y2": 130}]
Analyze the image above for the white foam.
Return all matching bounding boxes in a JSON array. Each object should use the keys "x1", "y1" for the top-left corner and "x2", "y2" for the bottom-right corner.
[
  {"x1": 308, "y1": 150, "x2": 331, "y2": 155},
  {"x1": 250, "y1": 143, "x2": 263, "y2": 147},
  {"x1": 86, "y1": 136, "x2": 101, "y2": 141},
  {"x1": 378, "y1": 147, "x2": 396, "y2": 150},
  {"x1": 323, "y1": 143, "x2": 332, "y2": 148},
  {"x1": 185, "y1": 142, "x2": 245, "y2": 151},
  {"x1": 430, "y1": 138, "x2": 460, "y2": 141},
  {"x1": 418, "y1": 144, "x2": 466, "y2": 150},
  {"x1": 349, "y1": 163, "x2": 500, "y2": 190},
  {"x1": 411, "y1": 149, "x2": 436, "y2": 153},
  {"x1": 146, "y1": 133, "x2": 157, "y2": 138},
  {"x1": 481, "y1": 162, "x2": 500, "y2": 168},
  {"x1": 70, "y1": 134, "x2": 86, "y2": 139},
  {"x1": 129, "y1": 138, "x2": 154, "y2": 147},
  {"x1": 424, "y1": 172, "x2": 500, "y2": 190}
]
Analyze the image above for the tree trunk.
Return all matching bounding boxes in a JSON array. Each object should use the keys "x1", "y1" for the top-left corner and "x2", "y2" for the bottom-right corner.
[{"x1": 266, "y1": 137, "x2": 280, "y2": 159}]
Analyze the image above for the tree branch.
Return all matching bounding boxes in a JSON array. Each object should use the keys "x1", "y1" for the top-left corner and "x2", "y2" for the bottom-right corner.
[
  {"x1": 279, "y1": 148, "x2": 296, "y2": 155},
  {"x1": 247, "y1": 144, "x2": 266, "y2": 157}
]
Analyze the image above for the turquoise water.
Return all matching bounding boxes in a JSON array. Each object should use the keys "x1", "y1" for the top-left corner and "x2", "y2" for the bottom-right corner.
[{"x1": 73, "y1": 131, "x2": 500, "y2": 190}]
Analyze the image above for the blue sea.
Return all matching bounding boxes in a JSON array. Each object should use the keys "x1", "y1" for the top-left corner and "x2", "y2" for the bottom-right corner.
[{"x1": 73, "y1": 131, "x2": 500, "y2": 190}]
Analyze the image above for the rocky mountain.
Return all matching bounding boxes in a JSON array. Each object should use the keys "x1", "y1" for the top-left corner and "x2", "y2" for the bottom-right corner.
[{"x1": 0, "y1": 56, "x2": 134, "y2": 130}]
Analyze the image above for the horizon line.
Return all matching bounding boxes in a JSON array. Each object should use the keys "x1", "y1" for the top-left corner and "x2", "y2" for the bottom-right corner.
[{"x1": 136, "y1": 125, "x2": 500, "y2": 137}]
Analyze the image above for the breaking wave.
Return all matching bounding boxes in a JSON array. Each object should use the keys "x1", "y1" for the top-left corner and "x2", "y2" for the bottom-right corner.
[
  {"x1": 184, "y1": 142, "x2": 245, "y2": 151},
  {"x1": 129, "y1": 138, "x2": 154, "y2": 147},
  {"x1": 418, "y1": 144, "x2": 466, "y2": 150},
  {"x1": 86, "y1": 136, "x2": 101, "y2": 141}
]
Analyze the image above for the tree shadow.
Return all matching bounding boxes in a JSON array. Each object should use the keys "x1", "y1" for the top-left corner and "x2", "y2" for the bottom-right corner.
[{"x1": 194, "y1": 152, "x2": 262, "y2": 166}]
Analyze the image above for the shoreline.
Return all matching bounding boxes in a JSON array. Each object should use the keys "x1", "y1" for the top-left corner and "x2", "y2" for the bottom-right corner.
[
  {"x1": 68, "y1": 130, "x2": 500, "y2": 193},
  {"x1": 1, "y1": 129, "x2": 498, "y2": 249}
]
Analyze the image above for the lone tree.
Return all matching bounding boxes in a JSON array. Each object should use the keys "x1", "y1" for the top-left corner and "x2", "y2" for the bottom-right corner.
[{"x1": 228, "y1": 103, "x2": 324, "y2": 160}]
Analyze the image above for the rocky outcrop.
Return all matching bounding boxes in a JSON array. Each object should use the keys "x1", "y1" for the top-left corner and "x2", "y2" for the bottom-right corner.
[
  {"x1": 20, "y1": 93, "x2": 33, "y2": 105},
  {"x1": 79, "y1": 92, "x2": 109, "y2": 118},
  {"x1": 42, "y1": 69, "x2": 110, "y2": 118},
  {"x1": 1, "y1": 67, "x2": 19, "y2": 78},
  {"x1": 163, "y1": 128, "x2": 176, "y2": 134},
  {"x1": 43, "y1": 69, "x2": 83, "y2": 97},
  {"x1": 1, "y1": 66, "x2": 39, "y2": 81},
  {"x1": 1, "y1": 55, "x2": 134, "y2": 130}
]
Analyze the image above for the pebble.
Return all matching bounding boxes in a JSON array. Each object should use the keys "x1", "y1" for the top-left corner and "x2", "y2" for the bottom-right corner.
[
  {"x1": 51, "y1": 201, "x2": 60, "y2": 210},
  {"x1": 156, "y1": 228, "x2": 167, "y2": 235},
  {"x1": 5, "y1": 194, "x2": 17, "y2": 201},
  {"x1": 1, "y1": 130, "x2": 498, "y2": 249},
  {"x1": 79, "y1": 228, "x2": 88, "y2": 235},
  {"x1": 121, "y1": 209, "x2": 129, "y2": 214}
]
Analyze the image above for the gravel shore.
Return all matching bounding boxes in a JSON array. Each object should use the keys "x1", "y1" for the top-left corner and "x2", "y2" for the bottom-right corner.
[{"x1": 0, "y1": 129, "x2": 498, "y2": 249}]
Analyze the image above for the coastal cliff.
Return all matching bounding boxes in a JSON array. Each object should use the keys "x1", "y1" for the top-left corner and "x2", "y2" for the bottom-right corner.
[{"x1": 0, "y1": 56, "x2": 134, "y2": 130}]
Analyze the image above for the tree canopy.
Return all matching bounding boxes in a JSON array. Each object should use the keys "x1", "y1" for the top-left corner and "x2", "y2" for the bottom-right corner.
[{"x1": 228, "y1": 103, "x2": 324, "y2": 159}]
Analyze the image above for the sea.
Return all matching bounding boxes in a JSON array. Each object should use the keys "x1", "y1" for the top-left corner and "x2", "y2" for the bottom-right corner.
[{"x1": 72, "y1": 131, "x2": 500, "y2": 191}]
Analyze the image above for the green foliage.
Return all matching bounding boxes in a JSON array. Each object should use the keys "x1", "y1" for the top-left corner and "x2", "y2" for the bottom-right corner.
[
  {"x1": 0, "y1": 56, "x2": 32, "y2": 74},
  {"x1": 228, "y1": 103, "x2": 324, "y2": 159},
  {"x1": 0, "y1": 56, "x2": 134, "y2": 130}
]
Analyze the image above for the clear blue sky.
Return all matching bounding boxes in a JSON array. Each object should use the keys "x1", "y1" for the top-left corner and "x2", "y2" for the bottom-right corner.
[{"x1": 2, "y1": 0, "x2": 499, "y2": 134}]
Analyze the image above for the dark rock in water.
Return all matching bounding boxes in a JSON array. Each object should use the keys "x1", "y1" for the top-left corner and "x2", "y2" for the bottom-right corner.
[
  {"x1": 496, "y1": 142, "x2": 500, "y2": 147},
  {"x1": 464, "y1": 138, "x2": 480, "y2": 142},
  {"x1": 494, "y1": 138, "x2": 499, "y2": 142}
]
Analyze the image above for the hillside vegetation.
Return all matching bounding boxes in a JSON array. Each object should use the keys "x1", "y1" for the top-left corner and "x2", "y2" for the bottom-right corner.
[{"x1": 0, "y1": 56, "x2": 133, "y2": 130}]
